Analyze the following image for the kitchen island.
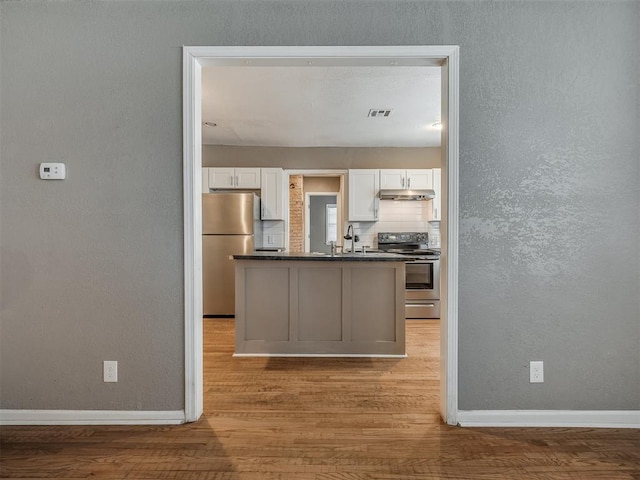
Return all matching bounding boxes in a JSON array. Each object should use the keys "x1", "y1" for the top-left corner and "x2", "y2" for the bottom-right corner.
[{"x1": 233, "y1": 252, "x2": 407, "y2": 357}]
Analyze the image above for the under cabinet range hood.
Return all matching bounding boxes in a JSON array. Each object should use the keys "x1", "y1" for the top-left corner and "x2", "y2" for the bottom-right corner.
[{"x1": 378, "y1": 189, "x2": 436, "y2": 201}]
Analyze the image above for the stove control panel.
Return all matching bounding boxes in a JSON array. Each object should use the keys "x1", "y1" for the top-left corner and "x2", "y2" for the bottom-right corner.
[{"x1": 378, "y1": 232, "x2": 428, "y2": 244}]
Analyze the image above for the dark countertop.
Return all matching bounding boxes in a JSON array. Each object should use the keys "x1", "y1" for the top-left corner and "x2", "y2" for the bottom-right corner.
[{"x1": 233, "y1": 251, "x2": 408, "y2": 262}]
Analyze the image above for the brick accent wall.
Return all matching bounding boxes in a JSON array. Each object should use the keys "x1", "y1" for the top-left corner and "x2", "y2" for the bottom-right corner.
[{"x1": 289, "y1": 175, "x2": 304, "y2": 252}]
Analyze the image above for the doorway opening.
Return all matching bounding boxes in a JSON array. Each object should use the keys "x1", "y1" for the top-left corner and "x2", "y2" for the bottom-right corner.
[
  {"x1": 286, "y1": 173, "x2": 345, "y2": 254},
  {"x1": 306, "y1": 193, "x2": 339, "y2": 254},
  {"x1": 183, "y1": 46, "x2": 460, "y2": 425}
]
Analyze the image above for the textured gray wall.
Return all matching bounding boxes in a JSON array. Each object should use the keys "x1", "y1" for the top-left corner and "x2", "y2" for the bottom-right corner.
[
  {"x1": 456, "y1": 3, "x2": 640, "y2": 410},
  {"x1": 1, "y1": 1, "x2": 638, "y2": 412}
]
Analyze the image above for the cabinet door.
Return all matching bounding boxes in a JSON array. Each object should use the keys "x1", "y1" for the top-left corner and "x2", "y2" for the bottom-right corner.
[
  {"x1": 406, "y1": 169, "x2": 432, "y2": 190},
  {"x1": 431, "y1": 168, "x2": 441, "y2": 221},
  {"x1": 202, "y1": 168, "x2": 210, "y2": 194},
  {"x1": 209, "y1": 167, "x2": 235, "y2": 189},
  {"x1": 236, "y1": 168, "x2": 261, "y2": 189},
  {"x1": 348, "y1": 169, "x2": 379, "y2": 221},
  {"x1": 379, "y1": 169, "x2": 406, "y2": 190},
  {"x1": 261, "y1": 168, "x2": 284, "y2": 220}
]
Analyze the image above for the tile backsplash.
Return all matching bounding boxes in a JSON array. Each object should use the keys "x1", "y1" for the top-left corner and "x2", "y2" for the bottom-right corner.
[
  {"x1": 261, "y1": 199, "x2": 438, "y2": 250},
  {"x1": 262, "y1": 220, "x2": 285, "y2": 248},
  {"x1": 351, "y1": 200, "x2": 433, "y2": 249}
]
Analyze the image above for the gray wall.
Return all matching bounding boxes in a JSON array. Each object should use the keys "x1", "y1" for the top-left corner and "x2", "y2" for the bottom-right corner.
[
  {"x1": 203, "y1": 146, "x2": 442, "y2": 169},
  {"x1": 1, "y1": 1, "x2": 638, "y2": 412}
]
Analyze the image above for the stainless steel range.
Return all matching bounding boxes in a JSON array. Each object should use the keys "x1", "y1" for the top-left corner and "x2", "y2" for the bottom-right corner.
[{"x1": 377, "y1": 232, "x2": 440, "y2": 319}]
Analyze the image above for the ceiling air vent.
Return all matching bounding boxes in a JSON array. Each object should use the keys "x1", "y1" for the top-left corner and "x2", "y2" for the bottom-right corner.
[{"x1": 368, "y1": 109, "x2": 392, "y2": 118}]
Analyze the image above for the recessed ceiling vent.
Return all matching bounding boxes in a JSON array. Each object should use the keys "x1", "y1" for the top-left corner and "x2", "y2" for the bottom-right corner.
[{"x1": 368, "y1": 109, "x2": 392, "y2": 118}]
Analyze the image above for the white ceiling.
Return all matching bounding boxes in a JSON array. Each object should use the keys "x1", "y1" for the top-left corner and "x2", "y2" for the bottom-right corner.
[{"x1": 201, "y1": 66, "x2": 442, "y2": 148}]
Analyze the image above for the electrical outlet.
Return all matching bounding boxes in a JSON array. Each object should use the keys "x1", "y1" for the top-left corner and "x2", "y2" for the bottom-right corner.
[
  {"x1": 103, "y1": 361, "x2": 118, "y2": 383},
  {"x1": 530, "y1": 361, "x2": 544, "y2": 383}
]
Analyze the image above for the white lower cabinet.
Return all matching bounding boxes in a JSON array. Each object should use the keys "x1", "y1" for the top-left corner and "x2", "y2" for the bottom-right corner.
[{"x1": 348, "y1": 169, "x2": 379, "y2": 221}]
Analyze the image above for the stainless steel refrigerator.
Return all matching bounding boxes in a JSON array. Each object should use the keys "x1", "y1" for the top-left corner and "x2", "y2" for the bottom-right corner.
[{"x1": 202, "y1": 192, "x2": 262, "y2": 316}]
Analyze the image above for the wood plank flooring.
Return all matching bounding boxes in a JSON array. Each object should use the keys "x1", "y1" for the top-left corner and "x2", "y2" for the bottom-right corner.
[{"x1": 1, "y1": 319, "x2": 638, "y2": 479}]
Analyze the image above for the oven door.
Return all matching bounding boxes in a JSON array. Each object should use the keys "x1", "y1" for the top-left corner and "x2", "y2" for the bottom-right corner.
[
  {"x1": 405, "y1": 259, "x2": 440, "y2": 319},
  {"x1": 405, "y1": 260, "x2": 440, "y2": 298}
]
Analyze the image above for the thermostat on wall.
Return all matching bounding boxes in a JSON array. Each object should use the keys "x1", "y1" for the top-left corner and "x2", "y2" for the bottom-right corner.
[{"x1": 40, "y1": 163, "x2": 66, "y2": 180}]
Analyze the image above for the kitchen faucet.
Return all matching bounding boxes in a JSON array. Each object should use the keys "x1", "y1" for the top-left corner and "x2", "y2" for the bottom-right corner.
[{"x1": 344, "y1": 224, "x2": 360, "y2": 253}]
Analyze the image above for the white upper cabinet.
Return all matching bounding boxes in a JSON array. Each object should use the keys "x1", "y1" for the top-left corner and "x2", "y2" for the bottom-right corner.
[
  {"x1": 406, "y1": 169, "x2": 432, "y2": 190},
  {"x1": 209, "y1": 167, "x2": 235, "y2": 189},
  {"x1": 209, "y1": 167, "x2": 261, "y2": 189},
  {"x1": 202, "y1": 167, "x2": 210, "y2": 194},
  {"x1": 431, "y1": 168, "x2": 441, "y2": 221},
  {"x1": 260, "y1": 168, "x2": 284, "y2": 220},
  {"x1": 379, "y1": 169, "x2": 406, "y2": 190},
  {"x1": 348, "y1": 169, "x2": 379, "y2": 221},
  {"x1": 379, "y1": 169, "x2": 432, "y2": 190},
  {"x1": 236, "y1": 168, "x2": 261, "y2": 188}
]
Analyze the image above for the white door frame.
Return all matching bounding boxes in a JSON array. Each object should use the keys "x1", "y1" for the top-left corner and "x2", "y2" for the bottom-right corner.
[
  {"x1": 304, "y1": 192, "x2": 339, "y2": 252},
  {"x1": 183, "y1": 46, "x2": 459, "y2": 424}
]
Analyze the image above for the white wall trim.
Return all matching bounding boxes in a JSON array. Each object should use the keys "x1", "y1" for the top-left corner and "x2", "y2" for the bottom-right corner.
[
  {"x1": 183, "y1": 47, "x2": 204, "y2": 423},
  {"x1": 442, "y1": 46, "x2": 460, "y2": 426},
  {"x1": 457, "y1": 410, "x2": 640, "y2": 428},
  {"x1": 0, "y1": 409, "x2": 185, "y2": 426},
  {"x1": 183, "y1": 45, "x2": 460, "y2": 425}
]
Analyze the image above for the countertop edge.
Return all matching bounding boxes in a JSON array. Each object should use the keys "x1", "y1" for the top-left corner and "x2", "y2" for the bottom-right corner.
[{"x1": 233, "y1": 252, "x2": 408, "y2": 262}]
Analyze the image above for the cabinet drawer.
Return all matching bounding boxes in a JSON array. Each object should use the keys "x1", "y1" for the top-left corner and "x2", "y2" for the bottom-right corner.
[{"x1": 405, "y1": 300, "x2": 440, "y2": 319}]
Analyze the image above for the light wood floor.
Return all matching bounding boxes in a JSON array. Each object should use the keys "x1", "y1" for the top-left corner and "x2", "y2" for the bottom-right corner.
[{"x1": 1, "y1": 319, "x2": 638, "y2": 479}]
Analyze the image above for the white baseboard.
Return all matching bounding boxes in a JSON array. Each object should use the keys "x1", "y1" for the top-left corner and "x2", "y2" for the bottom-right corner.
[
  {"x1": 4, "y1": 408, "x2": 637, "y2": 428},
  {"x1": 457, "y1": 410, "x2": 640, "y2": 428},
  {"x1": 0, "y1": 409, "x2": 185, "y2": 426}
]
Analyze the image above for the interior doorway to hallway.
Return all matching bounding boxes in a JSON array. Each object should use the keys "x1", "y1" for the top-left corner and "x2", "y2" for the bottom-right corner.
[
  {"x1": 287, "y1": 173, "x2": 344, "y2": 255},
  {"x1": 306, "y1": 193, "x2": 339, "y2": 254}
]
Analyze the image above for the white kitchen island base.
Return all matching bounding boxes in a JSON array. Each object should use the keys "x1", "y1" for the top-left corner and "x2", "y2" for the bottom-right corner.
[{"x1": 234, "y1": 254, "x2": 406, "y2": 357}]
